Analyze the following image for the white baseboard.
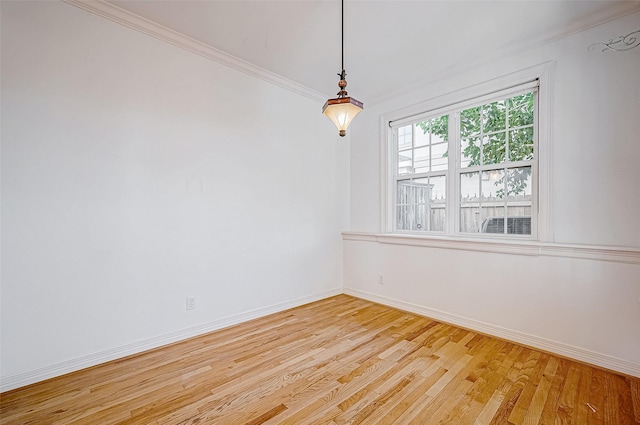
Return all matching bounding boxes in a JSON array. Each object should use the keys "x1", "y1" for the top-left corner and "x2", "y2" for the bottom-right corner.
[
  {"x1": 0, "y1": 288, "x2": 342, "y2": 392},
  {"x1": 344, "y1": 287, "x2": 640, "y2": 378},
  {"x1": 4, "y1": 286, "x2": 637, "y2": 392}
]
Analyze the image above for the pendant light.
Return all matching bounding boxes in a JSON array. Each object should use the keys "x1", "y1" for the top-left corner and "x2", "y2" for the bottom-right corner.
[{"x1": 322, "y1": 0, "x2": 363, "y2": 137}]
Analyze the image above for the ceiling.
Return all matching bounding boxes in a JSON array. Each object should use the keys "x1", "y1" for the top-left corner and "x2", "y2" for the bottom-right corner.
[{"x1": 106, "y1": 1, "x2": 640, "y2": 104}]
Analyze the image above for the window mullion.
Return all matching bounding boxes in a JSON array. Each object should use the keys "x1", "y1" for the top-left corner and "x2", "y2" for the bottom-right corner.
[
  {"x1": 478, "y1": 169, "x2": 483, "y2": 233},
  {"x1": 391, "y1": 128, "x2": 399, "y2": 232},
  {"x1": 532, "y1": 90, "x2": 540, "y2": 239},
  {"x1": 505, "y1": 99, "x2": 511, "y2": 163},
  {"x1": 449, "y1": 112, "x2": 459, "y2": 235},
  {"x1": 503, "y1": 166, "x2": 508, "y2": 234}
]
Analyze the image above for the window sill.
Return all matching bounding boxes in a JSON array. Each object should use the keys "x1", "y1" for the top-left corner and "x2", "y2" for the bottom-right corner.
[{"x1": 341, "y1": 232, "x2": 640, "y2": 264}]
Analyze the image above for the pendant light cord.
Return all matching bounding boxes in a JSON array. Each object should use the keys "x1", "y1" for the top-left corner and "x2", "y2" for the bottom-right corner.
[{"x1": 341, "y1": 0, "x2": 344, "y2": 71}]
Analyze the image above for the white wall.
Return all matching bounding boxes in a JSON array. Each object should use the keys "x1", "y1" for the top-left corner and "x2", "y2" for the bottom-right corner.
[
  {"x1": 345, "y1": 11, "x2": 640, "y2": 375},
  {"x1": 1, "y1": 1, "x2": 349, "y2": 389}
]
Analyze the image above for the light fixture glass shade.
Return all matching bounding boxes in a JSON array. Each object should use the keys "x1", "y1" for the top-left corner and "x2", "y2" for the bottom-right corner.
[{"x1": 322, "y1": 97, "x2": 364, "y2": 137}]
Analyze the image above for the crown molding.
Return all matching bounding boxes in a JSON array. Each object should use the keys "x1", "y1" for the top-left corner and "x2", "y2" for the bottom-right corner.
[{"x1": 61, "y1": 0, "x2": 327, "y2": 103}]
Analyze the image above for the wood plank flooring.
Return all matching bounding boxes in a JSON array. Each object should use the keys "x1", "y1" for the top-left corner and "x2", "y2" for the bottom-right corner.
[{"x1": 1, "y1": 295, "x2": 638, "y2": 424}]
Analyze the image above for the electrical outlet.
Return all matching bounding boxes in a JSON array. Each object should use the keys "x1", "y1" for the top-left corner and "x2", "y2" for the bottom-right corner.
[
  {"x1": 378, "y1": 275, "x2": 384, "y2": 285},
  {"x1": 186, "y1": 297, "x2": 196, "y2": 310}
]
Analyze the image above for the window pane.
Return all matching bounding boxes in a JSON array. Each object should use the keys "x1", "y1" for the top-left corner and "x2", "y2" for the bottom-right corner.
[
  {"x1": 506, "y1": 166, "x2": 532, "y2": 200},
  {"x1": 482, "y1": 100, "x2": 506, "y2": 133},
  {"x1": 413, "y1": 146, "x2": 430, "y2": 174},
  {"x1": 430, "y1": 115, "x2": 449, "y2": 143},
  {"x1": 461, "y1": 137, "x2": 480, "y2": 168},
  {"x1": 430, "y1": 175, "x2": 446, "y2": 201},
  {"x1": 461, "y1": 106, "x2": 481, "y2": 139},
  {"x1": 414, "y1": 177, "x2": 430, "y2": 204},
  {"x1": 429, "y1": 175, "x2": 446, "y2": 232},
  {"x1": 396, "y1": 205, "x2": 412, "y2": 231},
  {"x1": 397, "y1": 179, "x2": 415, "y2": 231},
  {"x1": 398, "y1": 150, "x2": 413, "y2": 175},
  {"x1": 479, "y1": 169, "x2": 506, "y2": 234},
  {"x1": 396, "y1": 179, "x2": 430, "y2": 231},
  {"x1": 411, "y1": 177, "x2": 430, "y2": 232},
  {"x1": 401, "y1": 113, "x2": 449, "y2": 176},
  {"x1": 506, "y1": 167, "x2": 532, "y2": 235},
  {"x1": 509, "y1": 127, "x2": 534, "y2": 161},
  {"x1": 460, "y1": 171, "x2": 480, "y2": 233},
  {"x1": 397, "y1": 179, "x2": 415, "y2": 205},
  {"x1": 479, "y1": 207, "x2": 506, "y2": 234},
  {"x1": 398, "y1": 125, "x2": 412, "y2": 150},
  {"x1": 481, "y1": 169, "x2": 505, "y2": 200},
  {"x1": 431, "y1": 143, "x2": 448, "y2": 171},
  {"x1": 397, "y1": 177, "x2": 446, "y2": 232},
  {"x1": 460, "y1": 171, "x2": 480, "y2": 200},
  {"x1": 414, "y1": 122, "x2": 430, "y2": 147},
  {"x1": 505, "y1": 214, "x2": 531, "y2": 235},
  {"x1": 508, "y1": 92, "x2": 534, "y2": 127},
  {"x1": 482, "y1": 132, "x2": 506, "y2": 165}
]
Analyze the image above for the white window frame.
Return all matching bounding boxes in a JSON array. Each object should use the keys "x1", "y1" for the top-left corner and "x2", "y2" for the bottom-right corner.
[{"x1": 381, "y1": 63, "x2": 552, "y2": 242}]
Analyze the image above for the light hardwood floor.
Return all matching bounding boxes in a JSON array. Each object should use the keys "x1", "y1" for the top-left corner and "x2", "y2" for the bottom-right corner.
[{"x1": 1, "y1": 295, "x2": 638, "y2": 424}]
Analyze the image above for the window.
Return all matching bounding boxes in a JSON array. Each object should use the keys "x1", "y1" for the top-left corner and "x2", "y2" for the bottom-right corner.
[{"x1": 388, "y1": 78, "x2": 545, "y2": 239}]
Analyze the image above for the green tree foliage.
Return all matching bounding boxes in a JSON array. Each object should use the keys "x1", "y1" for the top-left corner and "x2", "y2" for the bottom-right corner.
[{"x1": 416, "y1": 92, "x2": 534, "y2": 198}]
